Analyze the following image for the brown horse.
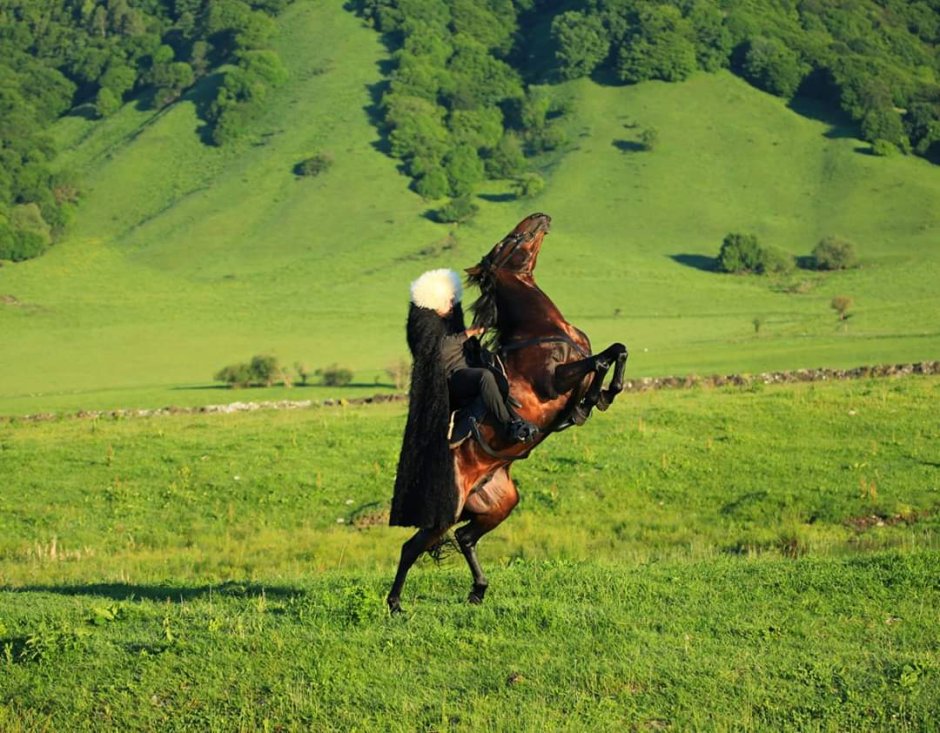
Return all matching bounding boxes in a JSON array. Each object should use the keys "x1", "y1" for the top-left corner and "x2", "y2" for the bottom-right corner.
[{"x1": 387, "y1": 213, "x2": 628, "y2": 612}]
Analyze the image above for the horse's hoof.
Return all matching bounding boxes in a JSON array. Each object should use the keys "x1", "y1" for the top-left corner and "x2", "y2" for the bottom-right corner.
[
  {"x1": 467, "y1": 583, "x2": 488, "y2": 604},
  {"x1": 387, "y1": 598, "x2": 403, "y2": 615}
]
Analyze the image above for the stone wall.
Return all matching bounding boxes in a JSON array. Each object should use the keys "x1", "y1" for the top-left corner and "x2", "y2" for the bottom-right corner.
[{"x1": 5, "y1": 361, "x2": 938, "y2": 424}]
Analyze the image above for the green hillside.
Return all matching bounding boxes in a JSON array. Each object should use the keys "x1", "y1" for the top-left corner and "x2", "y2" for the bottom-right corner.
[{"x1": 1, "y1": 0, "x2": 939, "y2": 415}]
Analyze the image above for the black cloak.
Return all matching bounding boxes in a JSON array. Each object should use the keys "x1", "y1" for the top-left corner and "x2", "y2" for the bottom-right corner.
[{"x1": 390, "y1": 302, "x2": 466, "y2": 529}]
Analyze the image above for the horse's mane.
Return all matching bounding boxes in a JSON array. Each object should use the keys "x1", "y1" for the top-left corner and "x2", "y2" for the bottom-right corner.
[{"x1": 466, "y1": 267, "x2": 500, "y2": 347}]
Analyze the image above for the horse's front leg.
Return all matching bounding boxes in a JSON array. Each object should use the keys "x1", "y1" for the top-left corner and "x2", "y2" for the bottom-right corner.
[
  {"x1": 552, "y1": 342, "x2": 626, "y2": 402},
  {"x1": 457, "y1": 468, "x2": 519, "y2": 604},
  {"x1": 387, "y1": 526, "x2": 447, "y2": 614},
  {"x1": 596, "y1": 345, "x2": 628, "y2": 411},
  {"x1": 552, "y1": 353, "x2": 604, "y2": 395}
]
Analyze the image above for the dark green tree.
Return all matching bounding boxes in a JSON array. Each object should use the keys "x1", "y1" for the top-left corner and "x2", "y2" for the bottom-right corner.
[
  {"x1": 741, "y1": 37, "x2": 805, "y2": 98},
  {"x1": 449, "y1": 108, "x2": 503, "y2": 151},
  {"x1": 432, "y1": 196, "x2": 479, "y2": 224},
  {"x1": 484, "y1": 132, "x2": 525, "y2": 178},
  {"x1": 444, "y1": 145, "x2": 485, "y2": 197},
  {"x1": 414, "y1": 165, "x2": 450, "y2": 199},
  {"x1": 450, "y1": 0, "x2": 515, "y2": 55},
  {"x1": 717, "y1": 233, "x2": 762, "y2": 273},
  {"x1": 813, "y1": 237, "x2": 858, "y2": 270},
  {"x1": 551, "y1": 11, "x2": 609, "y2": 80},
  {"x1": 687, "y1": 1, "x2": 733, "y2": 72},
  {"x1": 615, "y1": 5, "x2": 698, "y2": 84}
]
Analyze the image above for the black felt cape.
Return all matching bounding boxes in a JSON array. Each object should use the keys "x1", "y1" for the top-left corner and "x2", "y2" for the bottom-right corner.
[{"x1": 390, "y1": 303, "x2": 465, "y2": 529}]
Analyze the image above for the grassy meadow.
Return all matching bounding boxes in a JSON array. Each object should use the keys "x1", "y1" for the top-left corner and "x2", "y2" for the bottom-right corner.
[
  {"x1": 0, "y1": 1, "x2": 939, "y2": 415},
  {"x1": 1, "y1": 375, "x2": 939, "y2": 729},
  {"x1": 2, "y1": 0, "x2": 939, "y2": 728}
]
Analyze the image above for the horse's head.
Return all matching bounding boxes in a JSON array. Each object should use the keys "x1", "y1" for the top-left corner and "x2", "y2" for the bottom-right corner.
[
  {"x1": 466, "y1": 213, "x2": 552, "y2": 332},
  {"x1": 466, "y1": 213, "x2": 551, "y2": 280}
]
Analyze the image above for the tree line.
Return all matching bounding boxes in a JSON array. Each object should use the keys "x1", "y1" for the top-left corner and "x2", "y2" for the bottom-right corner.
[
  {"x1": 0, "y1": 0, "x2": 293, "y2": 262},
  {"x1": 548, "y1": 0, "x2": 939, "y2": 160},
  {"x1": 352, "y1": 0, "x2": 568, "y2": 218},
  {"x1": 3, "y1": 1, "x2": 938, "y2": 263},
  {"x1": 353, "y1": 0, "x2": 939, "y2": 211}
]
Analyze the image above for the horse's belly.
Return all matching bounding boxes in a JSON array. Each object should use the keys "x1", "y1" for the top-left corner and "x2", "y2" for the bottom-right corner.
[{"x1": 462, "y1": 469, "x2": 518, "y2": 517}]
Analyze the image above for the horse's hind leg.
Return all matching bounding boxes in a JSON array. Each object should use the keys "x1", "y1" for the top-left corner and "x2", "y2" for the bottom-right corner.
[
  {"x1": 456, "y1": 468, "x2": 519, "y2": 604},
  {"x1": 387, "y1": 527, "x2": 446, "y2": 614}
]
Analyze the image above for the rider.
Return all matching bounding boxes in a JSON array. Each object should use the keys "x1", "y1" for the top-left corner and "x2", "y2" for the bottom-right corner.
[{"x1": 409, "y1": 268, "x2": 537, "y2": 444}]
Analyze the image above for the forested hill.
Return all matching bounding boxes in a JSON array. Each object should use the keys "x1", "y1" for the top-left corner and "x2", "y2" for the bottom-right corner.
[
  {"x1": 0, "y1": 0, "x2": 294, "y2": 262},
  {"x1": 355, "y1": 0, "x2": 940, "y2": 204},
  {"x1": 1, "y1": 0, "x2": 939, "y2": 267}
]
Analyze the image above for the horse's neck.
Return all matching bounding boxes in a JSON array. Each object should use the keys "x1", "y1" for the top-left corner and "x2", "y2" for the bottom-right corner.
[{"x1": 496, "y1": 276, "x2": 568, "y2": 338}]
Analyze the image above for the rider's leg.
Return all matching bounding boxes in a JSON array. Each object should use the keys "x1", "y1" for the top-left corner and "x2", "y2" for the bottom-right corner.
[
  {"x1": 450, "y1": 369, "x2": 512, "y2": 423},
  {"x1": 449, "y1": 369, "x2": 537, "y2": 442}
]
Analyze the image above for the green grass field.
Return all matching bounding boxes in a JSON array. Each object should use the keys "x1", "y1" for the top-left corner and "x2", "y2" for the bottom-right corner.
[
  {"x1": 1, "y1": 376, "x2": 938, "y2": 729},
  {"x1": 0, "y1": 0, "x2": 938, "y2": 416}
]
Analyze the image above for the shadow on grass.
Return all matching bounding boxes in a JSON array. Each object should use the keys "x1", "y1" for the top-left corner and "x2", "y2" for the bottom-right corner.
[
  {"x1": 67, "y1": 103, "x2": 98, "y2": 120},
  {"x1": 669, "y1": 254, "x2": 716, "y2": 272},
  {"x1": 479, "y1": 192, "x2": 517, "y2": 203},
  {"x1": 613, "y1": 139, "x2": 646, "y2": 153},
  {"x1": 787, "y1": 95, "x2": 857, "y2": 140},
  {"x1": 7, "y1": 581, "x2": 303, "y2": 603}
]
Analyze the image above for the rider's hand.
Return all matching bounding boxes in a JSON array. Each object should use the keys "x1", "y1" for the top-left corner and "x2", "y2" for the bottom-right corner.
[{"x1": 467, "y1": 326, "x2": 485, "y2": 338}]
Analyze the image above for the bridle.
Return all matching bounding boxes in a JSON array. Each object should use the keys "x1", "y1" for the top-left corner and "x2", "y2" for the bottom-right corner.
[{"x1": 477, "y1": 230, "x2": 531, "y2": 275}]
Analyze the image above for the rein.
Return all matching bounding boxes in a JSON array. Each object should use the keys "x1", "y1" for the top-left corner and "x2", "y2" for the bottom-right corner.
[{"x1": 499, "y1": 334, "x2": 591, "y2": 359}]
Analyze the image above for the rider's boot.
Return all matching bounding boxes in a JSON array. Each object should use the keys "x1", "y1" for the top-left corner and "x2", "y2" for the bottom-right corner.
[{"x1": 503, "y1": 404, "x2": 539, "y2": 443}]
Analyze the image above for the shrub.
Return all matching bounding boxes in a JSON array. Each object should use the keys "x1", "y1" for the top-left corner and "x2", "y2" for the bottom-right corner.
[
  {"x1": 871, "y1": 139, "x2": 897, "y2": 156},
  {"x1": 414, "y1": 166, "x2": 450, "y2": 199},
  {"x1": 813, "y1": 237, "x2": 858, "y2": 270},
  {"x1": 639, "y1": 127, "x2": 659, "y2": 150},
  {"x1": 214, "y1": 354, "x2": 284, "y2": 387},
  {"x1": 214, "y1": 362, "x2": 253, "y2": 388},
  {"x1": 319, "y1": 364, "x2": 353, "y2": 387},
  {"x1": 95, "y1": 87, "x2": 121, "y2": 118},
  {"x1": 716, "y1": 234, "x2": 794, "y2": 275},
  {"x1": 717, "y1": 233, "x2": 762, "y2": 273},
  {"x1": 756, "y1": 246, "x2": 795, "y2": 275},
  {"x1": 513, "y1": 172, "x2": 545, "y2": 199},
  {"x1": 294, "y1": 362, "x2": 311, "y2": 386},
  {"x1": 294, "y1": 153, "x2": 333, "y2": 177},
  {"x1": 385, "y1": 358, "x2": 410, "y2": 390},
  {"x1": 0, "y1": 216, "x2": 49, "y2": 261},
  {"x1": 431, "y1": 196, "x2": 478, "y2": 224},
  {"x1": 249, "y1": 354, "x2": 280, "y2": 386},
  {"x1": 831, "y1": 295, "x2": 853, "y2": 321}
]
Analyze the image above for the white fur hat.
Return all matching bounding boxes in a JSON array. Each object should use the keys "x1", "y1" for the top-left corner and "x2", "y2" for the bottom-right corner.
[{"x1": 410, "y1": 268, "x2": 463, "y2": 312}]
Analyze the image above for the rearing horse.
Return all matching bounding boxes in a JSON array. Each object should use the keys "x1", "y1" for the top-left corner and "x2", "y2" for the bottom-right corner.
[{"x1": 387, "y1": 213, "x2": 628, "y2": 612}]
